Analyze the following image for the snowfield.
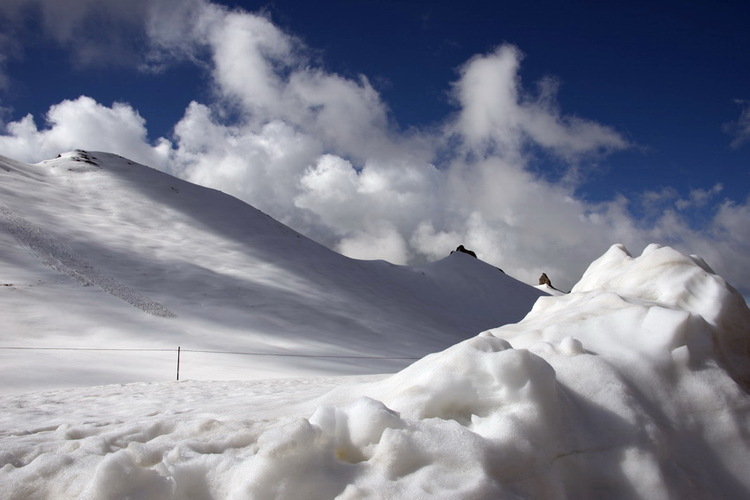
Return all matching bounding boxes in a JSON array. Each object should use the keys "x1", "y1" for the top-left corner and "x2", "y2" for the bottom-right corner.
[
  {"x1": 1, "y1": 152, "x2": 750, "y2": 499},
  {"x1": 0, "y1": 151, "x2": 544, "y2": 394}
]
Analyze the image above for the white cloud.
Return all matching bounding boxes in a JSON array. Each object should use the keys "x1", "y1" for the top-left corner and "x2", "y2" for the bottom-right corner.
[
  {"x1": 637, "y1": 196, "x2": 750, "y2": 290},
  {"x1": 144, "y1": 0, "x2": 221, "y2": 66},
  {"x1": 296, "y1": 155, "x2": 360, "y2": 220},
  {"x1": 1, "y1": 1, "x2": 749, "y2": 296},
  {"x1": 451, "y1": 45, "x2": 629, "y2": 162},
  {"x1": 338, "y1": 222, "x2": 411, "y2": 265},
  {"x1": 0, "y1": 96, "x2": 170, "y2": 166},
  {"x1": 410, "y1": 222, "x2": 463, "y2": 262},
  {"x1": 0, "y1": 0, "x2": 151, "y2": 68},
  {"x1": 675, "y1": 184, "x2": 723, "y2": 210},
  {"x1": 169, "y1": 101, "x2": 322, "y2": 223},
  {"x1": 726, "y1": 99, "x2": 750, "y2": 149},
  {"x1": 208, "y1": 10, "x2": 293, "y2": 113},
  {"x1": 640, "y1": 184, "x2": 724, "y2": 214},
  {"x1": 146, "y1": 1, "x2": 399, "y2": 163}
]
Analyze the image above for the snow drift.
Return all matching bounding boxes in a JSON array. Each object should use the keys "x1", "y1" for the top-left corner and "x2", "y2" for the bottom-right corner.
[
  {"x1": 1, "y1": 242, "x2": 749, "y2": 499},
  {"x1": 247, "y1": 243, "x2": 750, "y2": 499}
]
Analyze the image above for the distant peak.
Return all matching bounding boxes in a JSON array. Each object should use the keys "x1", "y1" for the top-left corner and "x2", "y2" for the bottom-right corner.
[{"x1": 49, "y1": 150, "x2": 102, "y2": 173}]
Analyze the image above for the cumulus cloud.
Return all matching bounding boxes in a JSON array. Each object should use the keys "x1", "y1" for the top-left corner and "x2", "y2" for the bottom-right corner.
[
  {"x1": 0, "y1": 96, "x2": 170, "y2": 167},
  {"x1": 146, "y1": 1, "x2": 408, "y2": 163},
  {"x1": 170, "y1": 101, "x2": 323, "y2": 223},
  {"x1": 2, "y1": 0, "x2": 749, "y2": 295},
  {"x1": 451, "y1": 45, "x2": 629, "y2": 162},
  {"x1": 338, "y1": 223, "x2": 411, "y2": 265}
]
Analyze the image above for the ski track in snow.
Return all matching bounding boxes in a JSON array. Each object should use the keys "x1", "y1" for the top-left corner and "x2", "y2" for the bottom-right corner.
[{"x1": 0, "y1": 205, "x2": 175, "y2": 318}]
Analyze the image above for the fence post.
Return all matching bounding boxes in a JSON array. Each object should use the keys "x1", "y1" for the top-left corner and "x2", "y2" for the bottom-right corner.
[{"x1": 177, "y1": 346, "x2": 181, "y2": 381}]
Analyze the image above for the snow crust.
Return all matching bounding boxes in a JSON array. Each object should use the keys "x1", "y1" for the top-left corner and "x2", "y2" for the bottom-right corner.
[{"x1": 2, "y1": 240, "x2": 749, "y2": 499}]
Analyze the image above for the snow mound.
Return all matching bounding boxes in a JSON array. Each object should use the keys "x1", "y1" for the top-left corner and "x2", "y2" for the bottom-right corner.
[
  {"x1": 2, "y1": 238, "x2": 749, "y2": 497},
  {"x1": 249, "y1": 244, "x2": 750, "y2": 498}
]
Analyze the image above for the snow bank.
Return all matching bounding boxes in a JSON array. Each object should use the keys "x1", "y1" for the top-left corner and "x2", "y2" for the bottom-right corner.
[
  {"x1": 243, "y1": 244, "x2": 750, "y2": 499},
  {"x1": 2, "y1": 244, "x2": 749, "y2": 499}
]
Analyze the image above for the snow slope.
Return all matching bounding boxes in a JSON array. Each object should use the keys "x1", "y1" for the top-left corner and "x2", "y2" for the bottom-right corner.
[
  {"x1": 1, "y1": 243, "x2": 749, "y2": 499},
  {"x1": 0, "y1": 151, "x2": 545, "y2": 394}
]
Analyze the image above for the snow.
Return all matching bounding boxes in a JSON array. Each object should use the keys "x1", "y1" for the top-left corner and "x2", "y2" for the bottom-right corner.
[
  {"x1": 0, "y1": 151, "x2": 544, "y2": 394},
  {"x1": 534, "y1": 283, "x2": 566, "y2": 296},
  {"x1": 1, "y1": 151, "x2": 750, "y2": 498}
]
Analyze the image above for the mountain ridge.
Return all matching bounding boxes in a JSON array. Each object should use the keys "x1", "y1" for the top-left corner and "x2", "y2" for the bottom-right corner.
[{"x1": 0, "y1": 150, "x2": 545, "y2": 393}]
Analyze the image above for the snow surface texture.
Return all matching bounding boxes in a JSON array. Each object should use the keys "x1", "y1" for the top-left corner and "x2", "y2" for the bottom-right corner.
[
  {"x1": 0, "y1": 151, "x2": 544, "y2": 394},
  {"x1": 2, "y1": 242, "x2": 750, "y2": 497}
]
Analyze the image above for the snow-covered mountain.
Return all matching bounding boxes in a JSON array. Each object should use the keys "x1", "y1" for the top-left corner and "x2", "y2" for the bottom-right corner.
[
  {"x1": 0, "y1": 150, "x2": 544, "y2": 394},
  {"x1": 2, "y1": 151, "x2": 750, "y2": 499}
]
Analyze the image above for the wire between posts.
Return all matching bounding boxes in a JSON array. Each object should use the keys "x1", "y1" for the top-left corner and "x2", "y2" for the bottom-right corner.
[
  {"x1": 0, "y1": 345, "x2": 421, "y2": 384},
  {"x1": 0, "y1": 345, "x2": 419, "y2": 360}
]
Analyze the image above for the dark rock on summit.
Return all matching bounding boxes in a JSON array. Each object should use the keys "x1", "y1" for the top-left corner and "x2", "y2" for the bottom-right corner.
[{"x1": 451, "y1": 245, "x2": 477, "y2": 258}]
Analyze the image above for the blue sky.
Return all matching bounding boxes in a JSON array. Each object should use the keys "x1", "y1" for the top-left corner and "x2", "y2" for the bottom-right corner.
[{"x1": 0, "y1": 0, "x2": 749, "y2": 292}]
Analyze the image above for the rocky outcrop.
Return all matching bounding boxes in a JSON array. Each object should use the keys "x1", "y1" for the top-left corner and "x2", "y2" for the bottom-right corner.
[
  {"x1": 539, "y1": 272, "x2": 567, "y2": 293},
  {"x1": 451, "y1": 245, "x2": 477, "y2": 258}
]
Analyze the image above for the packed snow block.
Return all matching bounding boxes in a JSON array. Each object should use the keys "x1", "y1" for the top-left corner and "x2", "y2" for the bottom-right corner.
[
  {"x1": 511, "y1": 290, "x2": 714, "y2": 368},
  {"x1": 239, "y1": 396, "x2": 506, "y2": 499},
  {"x1": 310, "y1": 398, "x2": 405, "y2": 463},
  {"x1": 365, "y1": 335, "x2": 559, "y2": 425},
  {"x1": 84, "y1": 449, "x2": 175, "y2": 499},
  {"x1": 567, "y1": 243, "x2": 750, "y2": 389},
  {"x1": 290, "y1": 336, "x2": 571, "y2": 498}
]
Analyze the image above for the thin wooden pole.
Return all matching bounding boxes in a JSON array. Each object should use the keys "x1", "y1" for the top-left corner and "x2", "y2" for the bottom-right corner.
[{"x1": 177, "y1": 346, "x2": 181, "y2": 381}]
